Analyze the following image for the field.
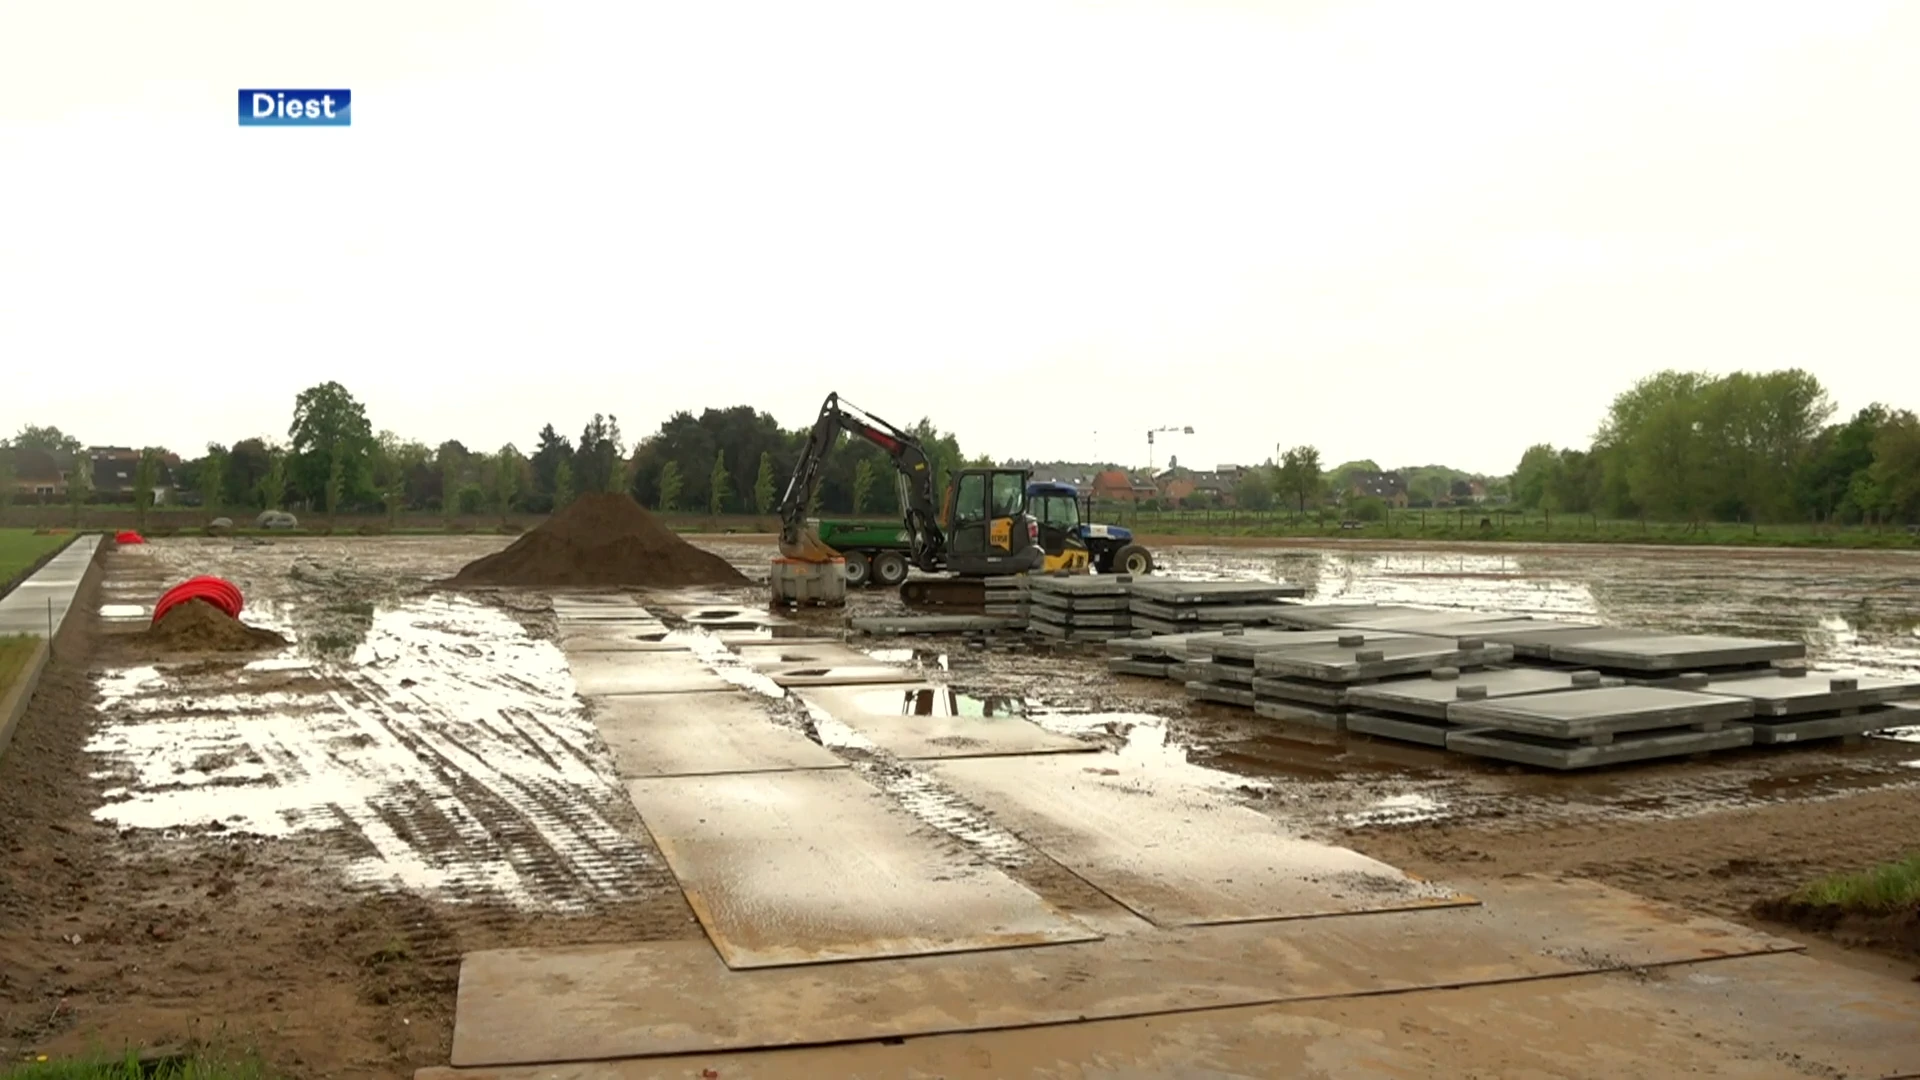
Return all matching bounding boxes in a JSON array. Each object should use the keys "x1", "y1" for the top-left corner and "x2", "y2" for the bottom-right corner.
[
  {"x1": 0, "y1": 530, "x2": 72, "y2": 591},
  {"x1": 0, "y1": 533, "x2": 1915, "y2": 1075}
]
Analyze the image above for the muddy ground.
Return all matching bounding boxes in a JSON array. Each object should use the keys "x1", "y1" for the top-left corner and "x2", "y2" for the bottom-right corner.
[{"x1": 1, "y1": 534, "x2": 1917, "y2": 1078}]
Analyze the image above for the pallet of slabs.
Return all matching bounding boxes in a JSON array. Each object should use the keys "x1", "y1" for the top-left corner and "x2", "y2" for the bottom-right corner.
[
  {"x1": 1445, "y1": 685, "x2": 1757, "y2": 770},
  {"x1": 1174, "y1": 629, "x2": 1423, "y2": 718},
  {"x1": 1104, "y1": 629, "x2": 1240, "y2": 679},
  {"x1": 1701, "y1": 669, "x2": 1920, "y2": 745},
  {"x1": 1027, "y1": 574, "x2": 1132, "y2": 644},
  {"x1": 983, "y1": 575, "x2": 1030, "y2": 622},
  {"x1": 1537, "y1": 633, "x2": 1807, "y2": 686},
  {"x1": 1248, "y1": 634, "x2": 1515, "y2": 734},
  {"x1": 1343, "y1": 667, "x2": 1621, "y2": 747},
  {"x1": 1261, "y1": 603, "x2": 1426, "y2": 630},
  {"x1": 1126, "y1": 579, "x2": 1307, "y2": 635}
]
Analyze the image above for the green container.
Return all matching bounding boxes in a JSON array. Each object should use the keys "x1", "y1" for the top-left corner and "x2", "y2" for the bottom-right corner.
[{"x1": 814, "y1": 519, "x2": 911, "y2": 551}]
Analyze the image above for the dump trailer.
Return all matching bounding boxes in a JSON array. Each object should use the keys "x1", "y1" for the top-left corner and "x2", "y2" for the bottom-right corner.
[
  {"x1": 776, "y1": 392, "x2": 1090, "y2": 606},
  {"x1": 820, "y1": 482, "x2": 1153, "y2": 586}
]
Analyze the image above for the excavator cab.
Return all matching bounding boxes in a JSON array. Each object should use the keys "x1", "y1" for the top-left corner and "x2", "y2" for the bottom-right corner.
[{"x1": 941, "y1": 468, "x2": 1088, "y2": 575}]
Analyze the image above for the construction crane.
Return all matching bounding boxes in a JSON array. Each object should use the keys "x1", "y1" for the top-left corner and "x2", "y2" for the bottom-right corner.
[
  {"x1": 1146, "y1": 425, "x2": 1194, "y2": 471},
  {"x1": 777, "y1": 392, "x2": 1089, "y2": 606}
]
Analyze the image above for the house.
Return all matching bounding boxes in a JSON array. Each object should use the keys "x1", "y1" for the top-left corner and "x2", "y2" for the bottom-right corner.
[
  {"x1": 87, "y1": 447, "x2": 177, "y2": 504},
  {"x1": 1347, "y1": 470, "x2": 1409, "y2": 509},
  {"x1": 3, "y1": 448, "x2": 68, "y2": 498},
  {"x1": 1090, "y1": 468, "x2": 1159, "y2": 503}
]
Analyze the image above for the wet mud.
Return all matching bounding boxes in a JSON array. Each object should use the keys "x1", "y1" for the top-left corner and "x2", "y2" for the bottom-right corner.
[{"x1": 6, "y1": 531, "x2": 1919, "y2": 1073}]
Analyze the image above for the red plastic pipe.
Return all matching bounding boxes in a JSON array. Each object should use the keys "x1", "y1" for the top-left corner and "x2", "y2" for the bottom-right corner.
[
  {"x1": 115, "y1": 531, "x2": 146, "y2": 545},
  {"x1": 151, "y1": 576, "x2": 245, "y2": 625}
]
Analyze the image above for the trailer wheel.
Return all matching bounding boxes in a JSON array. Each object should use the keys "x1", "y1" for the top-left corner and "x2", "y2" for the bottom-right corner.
[
  {"x1": 1113, "y1": 544, "x2": 1154, "y2": 576},
  {"x1": 872, "y1": 550, "x2": 910, "y2": 587},
  {"x1": 842, "y1": 550, "x2": 871, "y2": 587}
]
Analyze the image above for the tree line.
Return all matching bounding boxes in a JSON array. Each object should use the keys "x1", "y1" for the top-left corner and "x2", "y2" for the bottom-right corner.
[
  {"x1": 0, "y1": 382, "x2": 986, "y2": 522},
  {"x1": 1510, "y1": 368, "x2": 1920, "y2": 525}
]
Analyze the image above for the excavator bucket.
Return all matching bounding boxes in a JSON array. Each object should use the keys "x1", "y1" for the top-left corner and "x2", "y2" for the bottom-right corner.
[{"x1": 778, "y1": 527, "x2": 843, "y2": 563}]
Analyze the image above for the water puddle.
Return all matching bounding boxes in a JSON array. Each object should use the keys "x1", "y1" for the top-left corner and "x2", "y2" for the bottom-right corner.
[
  {"x1": 1341, "y1": 793, "x2": 1449, "y2": 828},
  {"x1": 853, "y1": 687, "x2": 1026, "y2": 718},
  {"x1": 86, "y1": 592, "x2": 658, "y2": 911}
]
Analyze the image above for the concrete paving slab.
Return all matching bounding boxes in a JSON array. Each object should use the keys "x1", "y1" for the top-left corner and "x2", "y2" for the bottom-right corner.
[
  {"x1": 796, "y1": 683, "x2": 1093, "y2": 759},
  {"x1": 1121, "y1": 614, "x2": 1187, "y2": 635},
  {"x1": 1108, "y1": 658, "x2": 1175, "y2": 678},
  {"x1": 1447, "y1": 684, "x2": 1756, "y2": 740},
  {"x1": 1745, "y1": 705, "x2": 1912, "y2": 744},
  {"x1": 1106, "y1": 632, "x2": 1219, "y2": 660},
  {"x1": 1028, "y1": 608, "x2": 1130, "y2": 628},
  {"x1": 432, "y1": 947, "x2": 1918, "y2": 1078},
  {"x1": 850, "y1": 614, "x2": 1020, "y2": 634},
  {"x1": 1174, "y1": 661, "x2": 1256, "y2": 687},
  {"x1": 1327, "y1": 609, "x2": 1529, "y2": 633},
  {"x1": 555, "y1": 633, "x2": 689, "y2": 653},
  {"x1": 1346, "y1": 666, "x2": 1603, "y2": 720},
  {"x1": 1254, "y1": 699, "x2": 1346, "y2": 730},
  {"x1": 590, "y1": 691, "x2": 846, "y2": 778},
  {"x1": 1548, "y1": 632, "x2": 1806, "y2": 671},
  {"x1": 1126, "y1": 579, "x2": 1304, "y2": 604},
  {"x1": 1028, "y1": 590, "x2": 1127, "y2": 611},
  {"x1": 1251, "y1": 675, "x2": 1354, "y2": 708},
  {"x1": 1345, "y1": 709, "x2": 1456, "y2": 746},
  {"x1": 1261, "y1": 602, "x2": 1407, "y2": 629},
  {"x1": 1202, "y1": 628, "x2": 1429, "y2": 662},
  {"x1": 1028, "y1": 575, "x2": 1130, "y2": 596},
  {"x1": 728, "y1": 641, "x2": 876, "y2": 671},
  {"x1": 624, "y1": 769, "x2": 1096, "y2": 969},
  {"x1": 1253, "y1": 636, "x2": 1516, "y2": 682},
  {"x1": 770, "y1": 665, "x2": 926, "y2": 687},
  {"x1": 931, "y1": 754, "x2": 1463, "y2": 927},
  {"x1": 1460, "y1": 621, "x2": 1655, "y2": 659},
  {"x1": 1128, "y1": 599, "x2": 1296, "y2": 623},
  {"x1": 1187, "y1": 681, "x2": 1257, "y2": 707},
  {"x1": 567, "y1": 651, "x2": 733, "y2": 696},
  {"x1": 1447, "y1": 724, "x2": 1754, "y2": 769},
  {"x1": 1703, "y1": 670, "x2": 1920, "y2": 716},
  {"x1": 445, "y1": 874, "x2": 1798, "y2": 1070},
  {"x1": 1027, "y1": 621, "x2": 1122, "y2": 643}
]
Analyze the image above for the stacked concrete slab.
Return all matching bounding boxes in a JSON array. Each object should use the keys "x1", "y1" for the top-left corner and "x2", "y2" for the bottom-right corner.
[
  {"x1": 1344, "y1": 667, "x2": 1623, "y2": 747},
  {"x1": 1027, "y1": 574, "x2": 1131, "y2": 644},
  {"x1": 1104, "y1": 628, "x2": 1237, "y2": 679},
  {"x1": 1125, "y1": 580, "x2": 1306, "y2": 635},
  {"x1": 1246, "y1": 633, "x2": 1516, "y2": 734},
  {"x1": 1700, "y1": 669, "x2": 1920, "y2": 744},
  {"x1": 1445, "y1": 685, "x2": 1758, "y2": 769},
  {"x1": 1526, "y1": 632, "x2": 1806, "y2": 686},
  {"x1": 983, "y1": 575, "x2": 1030, "y2": 624},
  {"x1": 1173, "y1": 629, "x2": 1397, "y2": 714}
]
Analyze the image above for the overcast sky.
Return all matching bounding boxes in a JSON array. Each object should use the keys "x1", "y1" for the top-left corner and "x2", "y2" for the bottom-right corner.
[{"x1": 3, "y1": 1, "x2": 1915, "y2": 475}]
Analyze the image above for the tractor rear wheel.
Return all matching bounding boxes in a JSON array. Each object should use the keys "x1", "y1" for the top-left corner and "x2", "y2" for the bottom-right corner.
[
  {"x1": 872, "y1": 550, "x2": 911, "y2": 587},
  {"x1": 843, "y1": 550, "x2": 871, "y2": 587},
  {"x1": 1113, "y1": 544, "x2": 1154, "y2": 576}
]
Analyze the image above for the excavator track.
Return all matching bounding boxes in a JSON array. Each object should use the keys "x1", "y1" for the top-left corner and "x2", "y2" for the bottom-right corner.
[{"x1": 899, "y1": 577, "x2": 987, "y2": 609}]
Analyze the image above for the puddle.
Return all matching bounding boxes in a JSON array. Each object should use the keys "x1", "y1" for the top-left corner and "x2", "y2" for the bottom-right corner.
[
  {"x1": 1341, "y1": 793, "x2": 1449, "y2": 828},
  {"x1": 99, "y1": 603, "x2": 147, "y2": 619},
  {"x1": 86, "y1": 592, "x2": 658, "y2": 911},
  {"x1": 854, "y1": 687, "x2": 1026, "y2": 718}
]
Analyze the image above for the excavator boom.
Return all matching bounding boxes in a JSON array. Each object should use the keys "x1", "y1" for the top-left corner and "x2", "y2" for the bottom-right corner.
[{"x1": 777, "y1": 393, "x2": 945, "y2": 571}]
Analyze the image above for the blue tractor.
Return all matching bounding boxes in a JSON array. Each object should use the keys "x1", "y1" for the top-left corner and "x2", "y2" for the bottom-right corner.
[{"x1": 1025, "y1": 481, "x2": 1156, "y2": 576}]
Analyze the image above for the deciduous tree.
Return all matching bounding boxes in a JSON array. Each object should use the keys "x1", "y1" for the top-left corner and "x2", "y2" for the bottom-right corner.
[
  {"x1": 657, "y1": 460, "x2": 682, "y2": 512},
  {"x1": 709, "y1": 452, "x2": 731, "y2": 516},
  {"x1": 754, "y1": 451, "x2": 776, "y2": 516},
  {"x1": 289, "y1": 381, "x2": 375, "y2": 510}
]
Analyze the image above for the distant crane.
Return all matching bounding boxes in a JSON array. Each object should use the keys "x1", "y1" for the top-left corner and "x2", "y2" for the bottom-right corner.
[{"x1": 1146, "y1": 425, "x2": 1193, "y2": 472}]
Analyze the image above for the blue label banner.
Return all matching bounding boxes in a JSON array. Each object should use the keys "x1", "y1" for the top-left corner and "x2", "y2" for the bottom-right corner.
[{"x1": 238, "y1": 89, "x2": 351, "y2": 126}]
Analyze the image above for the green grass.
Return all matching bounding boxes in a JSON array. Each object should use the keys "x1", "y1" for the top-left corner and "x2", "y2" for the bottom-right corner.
[
  {"x1": 0, "y1": 529, "x2": 71, "y2": 586},
  {"x1": 0, "y1": 634, "x2": 38, "y2": 698},
  {"x1": 1790, "y1": 853, "x2": 1920, "y2": 913},
  {"x1": 1, "y1": 1049, "x2": 269, "y2": 1080}
]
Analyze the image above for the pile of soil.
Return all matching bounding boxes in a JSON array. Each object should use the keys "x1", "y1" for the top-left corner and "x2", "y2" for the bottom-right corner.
[
  {"x1": 451, "y1": 492, "x2": 749, "y2": 588},
  {"x1": 147, "y1": 598, "x2": 288, "y2": 652}
]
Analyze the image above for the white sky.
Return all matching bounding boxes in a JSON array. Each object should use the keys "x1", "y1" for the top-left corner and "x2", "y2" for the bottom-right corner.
[{"x1": 3, "y1": 1, "x2": 1915, "y2": 475}]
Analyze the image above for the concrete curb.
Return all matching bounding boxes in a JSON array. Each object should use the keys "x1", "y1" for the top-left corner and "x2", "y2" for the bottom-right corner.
[{"x1": 0, "y1": 535, "x2": 107, "y2": 764}]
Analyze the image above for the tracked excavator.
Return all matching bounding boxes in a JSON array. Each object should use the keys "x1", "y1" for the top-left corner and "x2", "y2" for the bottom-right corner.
[{"x1": 777, "y1": 392, "x2": 1089, "y2": 607}]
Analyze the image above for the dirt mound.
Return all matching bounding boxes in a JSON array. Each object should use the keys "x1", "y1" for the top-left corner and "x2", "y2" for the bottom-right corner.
[
  {"x1": 148, "y1": 599, "x2": 288, "y2": 652},
  {"x1": 450, "y1": 492, "x2": 750, "y2": 588}
]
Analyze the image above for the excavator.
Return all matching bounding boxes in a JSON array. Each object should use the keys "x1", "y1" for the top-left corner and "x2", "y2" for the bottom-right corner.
[{"x1": 777, "y1": 392, "x2": 1089, "y2": 607}]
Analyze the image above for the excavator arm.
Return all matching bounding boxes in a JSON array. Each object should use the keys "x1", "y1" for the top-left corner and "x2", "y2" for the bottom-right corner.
[{"x1": 777, "y1": 392, "x2": 947, "y2": 570}]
